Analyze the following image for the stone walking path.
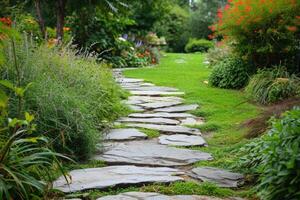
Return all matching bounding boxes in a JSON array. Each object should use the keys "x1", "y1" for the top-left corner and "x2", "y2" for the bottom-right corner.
[{"x1": 53, "y1": 69, "x2": 245, "y2": 199}]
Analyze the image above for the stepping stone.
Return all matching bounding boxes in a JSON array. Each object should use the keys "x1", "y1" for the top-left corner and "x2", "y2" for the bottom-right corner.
[
  {"x1": 104, "y1": 129, "x2": 147, "y2": 141},
  {"x1": 139, "y1": 101, "x2": 182, "y2": 109},
  {"x1": 154, "y1": 104, "x2": 198, "y2": 113},
  {"x1": 125, "y1": 124, "x2": 202, "y2": 135},
  {"x1": 118, "y1": 117, "x2": 180, "y2": 125},
  {"x1": 190, "y1": 167, "x2": 244, "y2": 188},
  {"x1": 128, "y1": 105, "x2": 145, "y2": 112},
  {"x1": 130, "y1": 91, "x2": 184, "y2": 96},
  {"x1": 129, "y1": 112, "x2": 196, "y2": 119},
  {"x1": 159, "y1": 134, "x2": 207, "y2": 147},
  {"x1": 129, "y1": 96, "x2": 184, "y2": 103},
  {"x1": 94, "y1": 140, "x2": 213, "y2": 166},
  {"x1": 181, "y1": 117, "x2": 205, "y2": 126},
  {"x1": 117, "y1": 78, "x2": 144, "y2": 83},
  {"x1": 97, "y1": 192, "x2": 224, "y2": 200},
  {"x1": 53, "y1": 165, "x2": 184, "y2": 193},
  {"x1": 123, "y1": 99, "x2": 144, "y2": 105},
  {"x1": 126, "y1": 86, "x2": 179, "y2": 92}
]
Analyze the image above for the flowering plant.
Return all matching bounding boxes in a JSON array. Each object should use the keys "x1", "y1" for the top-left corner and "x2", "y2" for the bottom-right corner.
[{"x1": 212, "y1": 0, "x2": 300, "y2": 71}]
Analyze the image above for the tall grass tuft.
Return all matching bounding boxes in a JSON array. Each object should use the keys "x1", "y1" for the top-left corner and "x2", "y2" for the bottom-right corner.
[{"x1": 1, "y1": 38, "x2": 126, "y2": 160}]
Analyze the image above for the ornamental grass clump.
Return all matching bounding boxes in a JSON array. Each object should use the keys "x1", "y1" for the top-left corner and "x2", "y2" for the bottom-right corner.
[
  {"x1": 2, "y1": 38, "x2": 125, "y2": 160},
  {"x1": 213, "y1": 0, "x2": 300, "y2": 72}
]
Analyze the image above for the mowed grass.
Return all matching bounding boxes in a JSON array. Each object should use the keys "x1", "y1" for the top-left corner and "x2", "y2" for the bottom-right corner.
[{"x1": 124, "y1": 53, "x2": 261, "y2": 169}]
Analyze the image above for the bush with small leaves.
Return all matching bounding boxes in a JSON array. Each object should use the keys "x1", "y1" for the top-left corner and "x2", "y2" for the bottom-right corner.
[{"x1": 185, "y1": 38, "x2": 213, "y2": 53}]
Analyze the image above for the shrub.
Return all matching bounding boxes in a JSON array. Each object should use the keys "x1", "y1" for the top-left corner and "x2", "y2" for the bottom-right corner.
[
  {"x1": 2, "y1": 39, "x2": 125, "y2": 160},
  {"x1": 185, "y1": 38, "x2": 213, "y2": 53},
  {"x1": 245, "y1": 67, "x2": 300, "y2": 104},
  {"x1": 209, "y1": 56, "x2": 251, "y2": 89},
  {"x1": 214, "y1": 0, "x2": 300, "y2": 72},
  {"x1": 236, "y1": 107, "x2": 300, "y2": 200},
  {"x1": 206, "y1": 45, "x2": 232, "y2": 66}
]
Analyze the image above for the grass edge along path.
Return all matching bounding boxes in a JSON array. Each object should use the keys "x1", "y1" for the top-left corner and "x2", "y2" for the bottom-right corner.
[{"x1": 123, "y1": 53, "x2": 261, "y2": 198}]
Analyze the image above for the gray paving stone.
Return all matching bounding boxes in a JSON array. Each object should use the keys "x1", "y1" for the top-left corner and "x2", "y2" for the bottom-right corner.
[
  {"x1": 97, "y1": 192, "x2": 224, "y2": 200},
  {"x1": 130, "y1": 91, "x2": 185, "y2": 96},
  {"x1": 190, "y1": 167, "x2": 244, "y2": 188},
  {"x1": 125, "y1": 124, "x2": 202, "y2": 135},
  {"x1": 159, "y1": 134, "x2": 207, "y2": 147},
  {"x1": 154, "y1": 104, "x2": 198, "y2": 113},
  {"x1": 180, "y1": 117, "x2": 205, "y2": 126},
  {"x1": 128, "y1": 96, "x2": 184, "y2": 103},
  {"x1": 118, "y1": 117, "x2": 180, "y2": 125},
  {"x1": 128, "y1": 105, "x2": 145, "y2": 112},
  {"x1": 117, "y1": 78, "x2": 144, "y2": 83},
  {"x1": 94, "y1": 140, "x2": 212, "y2": 166},
  {"x1": 53, "y1": 166, "x2": 184, "y2": 193},
  {"x1": 104, "y1": 129, "x2": 147, "y2": 141},
  {"x1": 126, "y1": 86, "x2": 179, "y2": 92},
  {"x1": 139, "y1": 101, "x2": 182, "y2": 109},
  {"x1": 129, "y1": 112, "x2": 196, "y2": 119}
]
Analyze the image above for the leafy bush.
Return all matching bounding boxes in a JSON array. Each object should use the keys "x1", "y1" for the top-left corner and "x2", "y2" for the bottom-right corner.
[
  {"x1": 2, "y1": 39, "x2": 125, "y2": 160},
  {"x1": 214, "y1": 0, "x2": 300, "y2": 72},
  {"x1": 209, "y1": 56, "x2": 251, "y2": 89},
  {"x1": 154, "y1": 5, "x2": 189, "y2": 52},
  {"x1": 245, "y1": 67, "x2": 300, "y2": 104},
  {"x1": 206, "y1": 45, "x2": 232, "y2": 66},
  {"x1": 185, "y1": 38, "x2": 213, "y2": 53},
  {"x1": 236, "y1": 107, "x2": 300, "y2": 200}
]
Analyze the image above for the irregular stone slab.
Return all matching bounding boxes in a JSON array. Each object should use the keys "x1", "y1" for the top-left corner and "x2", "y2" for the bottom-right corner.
[
  {"x1": 129, "y1": 96, "x2": 184, "y2": 103},
  {"x1": 139, "y1": 101, "x2": 182, "y2": 109},
  {"x1": 53, "y1": 166, "x2": 184, "y2": 193},
  {"x1": 128, "y1": 105, "x2": 145, "y2": 112},
  {"x1": 191, "y1": 167, "x2": 244, "y2": 188},
  {"x1": 125, "y1": 124, "x2": 201, "y2": 135},
  {"x1": 130, "y1": 91, "x2": 184, "y2": 96},
  {"x1": 124, "y1": 99, "x2": 144, "y2": 105},
  {"x1": 117, "y1": 78, "x2": 144, "y2": 83},
  {"x1": 126, "y1": 86, "x2": 179, "y2": 92},
  {"x1": 118, "y1": 117, "x2": 180, "y2": 125},
  {"x1": 104, "y1": 129, "x2": 147, "y2": 141},
  {"x1": 129, "y1": 112, "x2": 196, "y2": 119},
  {"x1": 181, "y1": 117, "x2": 205, "y2": 126},
  {"x1": 97, "y1": 192, "x2": 224, "y2": 200},
  {"x1": 159, "y1": 134, "x2": 207, "y2": 147},
  {"x1": 94, "y1": 140, "x2": 212, "y2": 166},
  {"x1": 154, "y1": 104, "x2": 198, "y2": 113}
]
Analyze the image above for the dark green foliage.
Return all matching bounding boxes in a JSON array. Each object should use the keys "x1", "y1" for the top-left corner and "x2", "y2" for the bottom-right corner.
[
  {"x1": 236, "y1": 107, "x2": 300, "y2": 200},
  {"x1": 2, "y1": 39, "x2": 125, "y2": 160},
  {"x1": 153, "y1": 5, "x2": 189, "y2": 52},
  {"x1": 184, "y1": 38, "x2": 213, "y2": 53},
  {"x1": 209, "y1": 56, "x2": 251, "y2": 89},
  {"x1": 245, "y1": 67, "x2": 300, "y2": 105},
  {"x1": 188, "y1": 0, "x2": 225, "y2": 39}
]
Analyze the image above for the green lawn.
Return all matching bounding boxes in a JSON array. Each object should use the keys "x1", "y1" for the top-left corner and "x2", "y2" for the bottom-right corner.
[{"x1": 124, "y1": 53, "x2": 261, "y2": 169}]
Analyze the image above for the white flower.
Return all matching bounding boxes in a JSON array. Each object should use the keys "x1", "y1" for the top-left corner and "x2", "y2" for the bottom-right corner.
[
  {"x1": 118, "y1": 37, "x2": 126, "y2": 42},
  {"x1": 130, "y1": 47, "x2": 135, "y2": 51}
]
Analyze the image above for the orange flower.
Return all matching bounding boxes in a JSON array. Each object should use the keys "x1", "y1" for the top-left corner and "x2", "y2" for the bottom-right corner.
[
  {"x1": 63, "y1": 27, "x2": 70, "y2": 31},
  {"x1": 0, "y1": 17, "x2": 12, "y2": 27},
  {"x1": 286, "y1": 26, "x2": 297, "y2": 32}
]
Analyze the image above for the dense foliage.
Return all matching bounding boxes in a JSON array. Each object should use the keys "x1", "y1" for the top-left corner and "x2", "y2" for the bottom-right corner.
[
  {"x1": 246, "y1": 68, "x2": 300, "y2": 104},
  {"x1": 2, "y1": 39, "x2": 125, "y2": 160},
  {"x1": 209, "y1": 56, "x2": 251, "y2": 89},
  {"x1": 185, "y1": 38, "x2": 213, "y2": 53},
  {"x1": 213, "y1": 0, "x2": 300, "y2": 72},
  {"x1": 237, "y1": 107, "x2": 300, "y2": 200}
]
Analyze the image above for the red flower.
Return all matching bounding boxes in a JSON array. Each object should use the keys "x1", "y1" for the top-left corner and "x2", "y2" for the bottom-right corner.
[
  {"x1": 287, "y1": 26, "x2": 297, "y2": 32},
  {"x1": 208, "y1": 34, "x2": 215, "y2": 39},
  {"x1": 0, "y1": 17, "x2": 12, "y2": 27}
]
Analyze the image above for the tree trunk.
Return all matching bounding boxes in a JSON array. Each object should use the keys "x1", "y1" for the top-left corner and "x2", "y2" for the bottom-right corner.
[
  {"x1": 34, "y1": 0, "x2": 46, "y2": 39},
  {"x1": 56, "y1": 0, "x2": 67, "y2": 43}
]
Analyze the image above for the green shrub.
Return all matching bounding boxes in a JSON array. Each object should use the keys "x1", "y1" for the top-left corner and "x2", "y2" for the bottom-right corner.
[
  {"x1": 245, "y1": 67, "x2": 300, "y2": 105},
  {"x1": 2, "y1": 39, "x2": 125, "y2": 160},
  {"x1": 206, "y1": 45, "x2": 231, "y2": 66},
  {"x1": 214, "y1": 0, "x2": 300, "y2": 72},
  {"x1": 236, "y1": 107, "x2": 300, "y2": 200},
  {"x1": 209, "y1": 56, "x2": 251, "y2": 89},
  {"x1": 184, "y1": 38, "x2": 213, "y2": 53}
]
